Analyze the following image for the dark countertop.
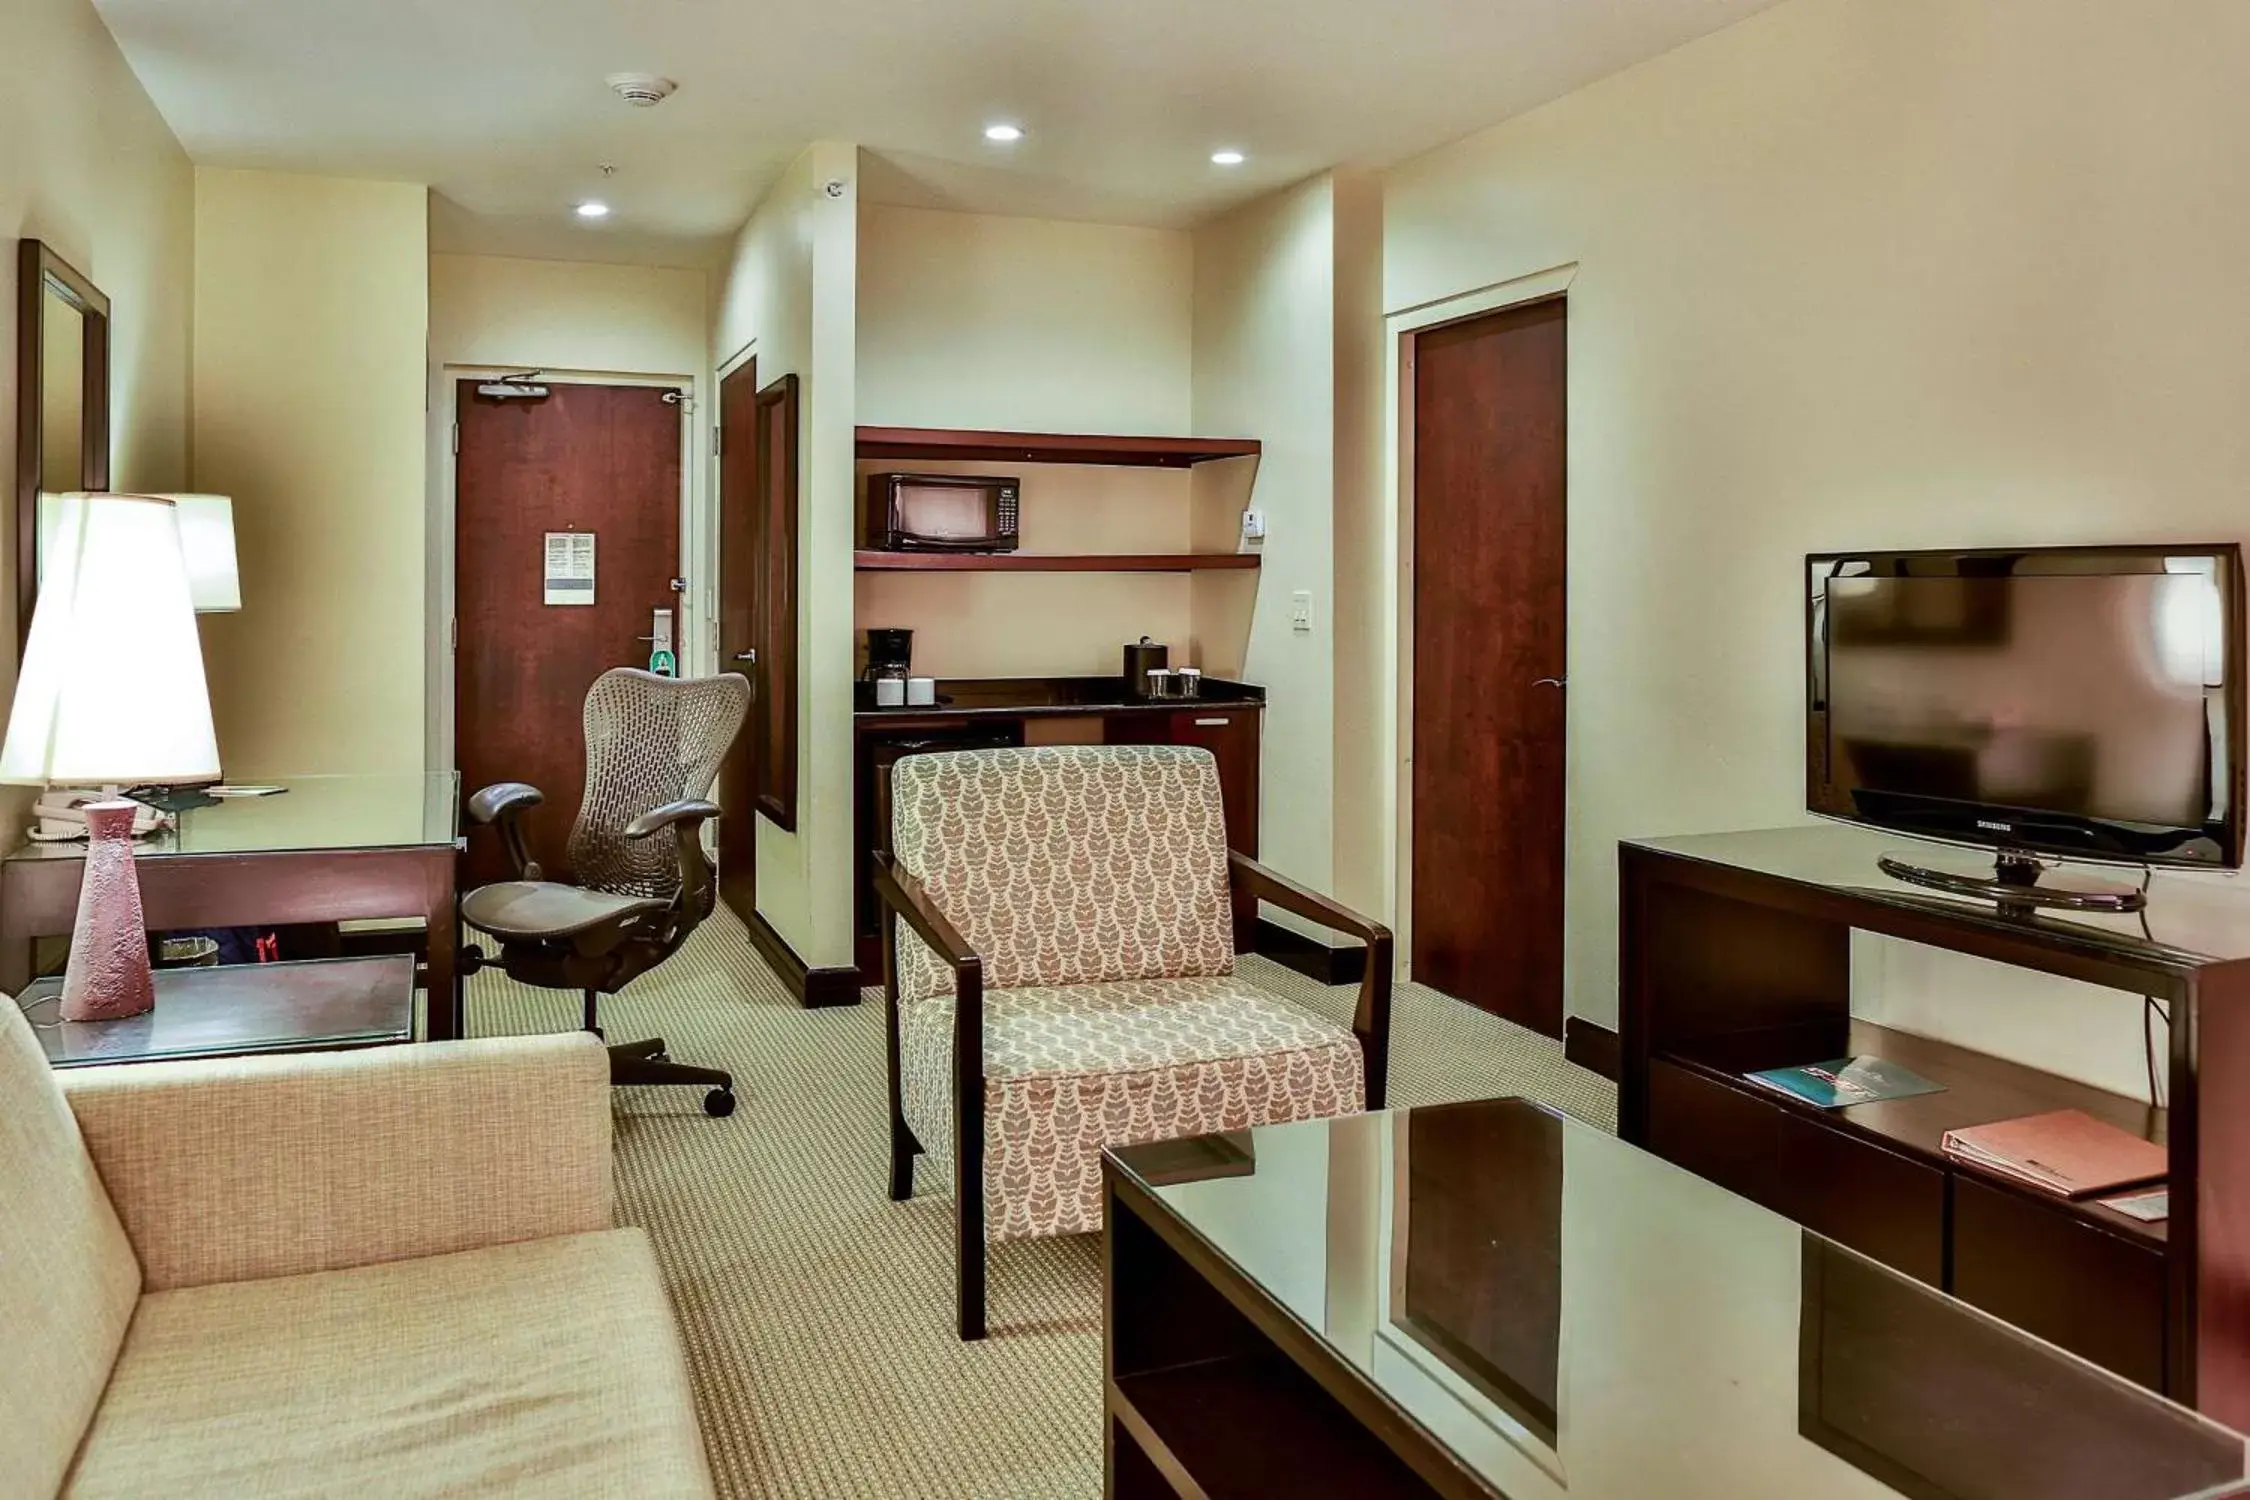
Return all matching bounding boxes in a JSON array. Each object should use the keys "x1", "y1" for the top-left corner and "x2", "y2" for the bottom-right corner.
[{"x1": 854, "y1": 675, "x2": 1263, "y2": 725}]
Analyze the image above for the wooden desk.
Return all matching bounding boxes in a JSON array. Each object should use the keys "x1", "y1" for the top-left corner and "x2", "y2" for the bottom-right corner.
[{"x1": 1, "y1": 775, "x2": 464, "y2": 1039}]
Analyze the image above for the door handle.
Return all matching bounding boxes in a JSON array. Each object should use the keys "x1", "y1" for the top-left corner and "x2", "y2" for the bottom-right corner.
[
  {"x1": 732, "y1": 650, "x2": 757, "y2": 664},
  {"x1": 1533, "y1": 677, "x2": 1566, "y2": 689},
  {"x1": 1194, "y1": 717, "x2": 1230, "y2": 727}
]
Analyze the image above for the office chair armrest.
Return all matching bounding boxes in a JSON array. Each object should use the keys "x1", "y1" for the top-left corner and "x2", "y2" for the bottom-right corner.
[
  {"x1": 1228, "y1": 850, "x2": 1394, "y2": 1110},
  {"x1": 467, "y1": 780, "x2": 543, "y2": 824},
  {"x1": 624, "y1": 799, "x2": 721, "y2": 840},
  {"x1": 467, "y1": 780, "x2": 545, "y2": 880}
]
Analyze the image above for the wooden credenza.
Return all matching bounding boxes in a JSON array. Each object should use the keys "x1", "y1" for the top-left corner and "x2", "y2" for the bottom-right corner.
[{"x1": 1619, "y1": 824, "x2": 2250, "y2": 1429}]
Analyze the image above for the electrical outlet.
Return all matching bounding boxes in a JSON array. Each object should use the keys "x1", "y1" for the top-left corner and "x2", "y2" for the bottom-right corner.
[{"x1": 1290, "y1": 590, "x2": 1313, "y2": 633}]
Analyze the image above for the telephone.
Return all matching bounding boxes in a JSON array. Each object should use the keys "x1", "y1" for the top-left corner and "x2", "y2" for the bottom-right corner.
[{"x1": 28, "y1": 792, "x2": 172, "y2": 843}]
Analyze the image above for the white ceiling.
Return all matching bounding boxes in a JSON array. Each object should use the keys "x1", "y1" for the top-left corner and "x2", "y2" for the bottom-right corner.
[{"x1": 93, "y1": 0, "x2": 1780, "y2": 266}]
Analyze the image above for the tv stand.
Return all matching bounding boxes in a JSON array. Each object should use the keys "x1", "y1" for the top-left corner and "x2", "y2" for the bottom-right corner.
[
  {"x1": 1875, "y1": 845, "x2": 2148, "y2": 917},
  {"x1": 1619, "y1": 822, "x2": 2250, "y2": 1431}
]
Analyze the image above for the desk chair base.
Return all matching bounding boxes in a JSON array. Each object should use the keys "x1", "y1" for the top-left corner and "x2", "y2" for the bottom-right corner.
[
  {"x1": 607, "y1": 1032, "x2": 736, "y2": 1117},
  {"x1": 455, "y1": 943, "x2": 737, "y2": 1118}
]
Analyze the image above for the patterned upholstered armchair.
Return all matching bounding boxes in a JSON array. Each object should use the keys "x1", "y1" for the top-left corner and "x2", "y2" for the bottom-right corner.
[{"x1": 872, "y1": 744, "x2": 1392, "y2": 1339}]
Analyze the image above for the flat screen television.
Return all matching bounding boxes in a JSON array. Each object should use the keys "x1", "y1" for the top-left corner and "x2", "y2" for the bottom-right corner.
[{"x1": 1806, "y1": 544, "x2": 2245, "y2": 876}]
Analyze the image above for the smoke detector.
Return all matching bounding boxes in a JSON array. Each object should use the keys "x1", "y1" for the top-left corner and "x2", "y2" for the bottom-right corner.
[{"x1": 605, "y1": 73, "x2": 677, "y2": 108}]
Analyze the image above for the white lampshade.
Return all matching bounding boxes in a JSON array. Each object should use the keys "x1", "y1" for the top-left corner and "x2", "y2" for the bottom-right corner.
[
  {"x1": 40, "y1": 491, "x2": 240, "y2": 612},
  {"x1": 0, "y1": 494, "x2": 221, "y2": 785}
]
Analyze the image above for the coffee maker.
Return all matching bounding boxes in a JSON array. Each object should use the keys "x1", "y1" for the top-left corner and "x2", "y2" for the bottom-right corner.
[
  {"x1": 863, "y1": 628, "x2": 914, "y2": 707},
  {"x1": 864, "y1": 628, "x2": 913, "y2": 680}
]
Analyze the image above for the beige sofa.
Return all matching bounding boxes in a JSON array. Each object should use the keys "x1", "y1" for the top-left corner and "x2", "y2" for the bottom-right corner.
[{"x1": 0, "y1": 1001, "x2": 715, "y2": 1498}]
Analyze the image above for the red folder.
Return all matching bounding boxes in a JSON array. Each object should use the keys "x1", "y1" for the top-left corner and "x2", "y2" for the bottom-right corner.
[{"x1": 1941, "y1": 1109, "x2": 2165, "y2": 1199}]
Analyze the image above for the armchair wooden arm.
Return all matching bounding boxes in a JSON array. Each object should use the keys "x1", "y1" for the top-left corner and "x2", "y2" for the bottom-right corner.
[
  {"x1": 871, "y1": 851, "x2": 989, "y2": 1340},
  {"x1": 1230, "y1": 850, "x2": 1393, "y2": 1110}
]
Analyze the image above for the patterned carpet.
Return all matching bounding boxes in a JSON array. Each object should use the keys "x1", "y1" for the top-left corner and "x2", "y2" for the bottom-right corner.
[{"x1": 467, "y1": 909, "x2": 1615, "y2": 1499}]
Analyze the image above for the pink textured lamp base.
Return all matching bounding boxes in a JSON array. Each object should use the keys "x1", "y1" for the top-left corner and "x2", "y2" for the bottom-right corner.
[{"x1": 58, "y1": 800, "x2": 156, "y2": 1022}]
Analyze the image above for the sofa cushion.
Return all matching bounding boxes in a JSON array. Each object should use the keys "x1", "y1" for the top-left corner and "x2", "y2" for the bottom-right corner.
[
  {"x1": 899, "y1": 974, "x2": 1363, "y2": 1240},
  {"x1": 0, "y1": 1000, "x2": 141, "y2": 1500},
  {"x1": 63, "y1": 1228, "x2": 713, "y2": 1499},
  {"x1": 889, "y1": 745, "x2": 1236, "y2": 1004}
]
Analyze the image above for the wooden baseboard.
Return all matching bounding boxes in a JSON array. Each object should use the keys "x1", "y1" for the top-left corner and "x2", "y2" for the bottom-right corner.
[
  {"x1": 1252, "y1": 917, "x2": 1368, "y2": 987},
  {"x1": 1563, "y1": 1017, "x2": 1620, "y2": 1081},
  {"x1": 744, "y1": 908, "x2": 862, "y2": 1008}
]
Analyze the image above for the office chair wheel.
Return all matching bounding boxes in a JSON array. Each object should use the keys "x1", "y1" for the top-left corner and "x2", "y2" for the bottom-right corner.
[{"x1": 704, "y1": 1087, "x2": 736, "y2": 1118}]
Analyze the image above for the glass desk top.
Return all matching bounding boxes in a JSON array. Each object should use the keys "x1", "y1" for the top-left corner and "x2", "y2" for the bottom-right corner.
[
  {"x1": 1110, "y1": 1100, "x2": 2250, "y2": 1500},
  {"x1": 3, "y1": 773, "x2": 461, "y2": 860}
]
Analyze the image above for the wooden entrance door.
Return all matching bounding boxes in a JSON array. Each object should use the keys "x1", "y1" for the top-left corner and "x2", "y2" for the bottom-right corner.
[
  {"x1": 455, "y1": 380, "x2": 683, "y2": 889},
  {"x1": 715, "y1": 359, "x2": 758, "y2": 923},
  {"x1": 1410, "y1": 299, "x2": 1567, "y2": 1034}
]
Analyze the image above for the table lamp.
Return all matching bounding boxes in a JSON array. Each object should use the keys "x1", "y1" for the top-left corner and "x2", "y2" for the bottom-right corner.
[
  {"x1": 0, "y1": 494, "x2": 220, "y2": 1020},
  {"x1": 40, "y1": 491, "x2": 240, "y2": 611}
]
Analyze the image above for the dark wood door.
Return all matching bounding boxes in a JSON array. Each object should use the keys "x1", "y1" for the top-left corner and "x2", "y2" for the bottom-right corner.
[
  {"x1": 715, "y1": 359, "x2": 758, "y2": 924},
  {"x1": 455, "y1": 380, "x2": 682, "y2": 889},
  {"x1": 1411, "y1": 298, "x2": 1567, "y2": 1033}
]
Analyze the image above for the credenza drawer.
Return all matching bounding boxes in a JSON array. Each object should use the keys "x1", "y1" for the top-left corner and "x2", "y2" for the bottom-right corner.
[
  {"x1": 1952, "y1": 1174, "x2": 2168, "y2": 1393},
  {"x1": 1648, "y1": 1058, "x2": 1945, "y2": 1284}
]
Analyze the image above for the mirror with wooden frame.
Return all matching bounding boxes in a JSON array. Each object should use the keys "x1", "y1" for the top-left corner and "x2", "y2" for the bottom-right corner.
[{"x1": 15, "y1": 240, "x2": 111, "y2": 647}]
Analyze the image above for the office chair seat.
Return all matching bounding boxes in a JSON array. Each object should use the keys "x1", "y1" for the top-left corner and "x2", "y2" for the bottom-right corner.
[{"x1": 462, "y1": 882, "x2": 668, "y2": 943}]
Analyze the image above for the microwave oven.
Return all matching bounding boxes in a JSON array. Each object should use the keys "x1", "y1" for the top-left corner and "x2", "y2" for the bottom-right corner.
[{"x1": 863, "y1": 473, "x2": 1020, "y2": 553}]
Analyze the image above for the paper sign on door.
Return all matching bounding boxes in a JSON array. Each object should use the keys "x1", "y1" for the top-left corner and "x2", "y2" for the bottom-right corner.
[{"x1": 544, "y1": 532, "x2": 595, "y2": 605}]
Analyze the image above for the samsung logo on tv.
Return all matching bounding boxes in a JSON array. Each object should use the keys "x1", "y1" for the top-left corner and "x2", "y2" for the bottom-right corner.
[{"x1": 1976, "y1": 819, "x2": 2012, "y2": 833}]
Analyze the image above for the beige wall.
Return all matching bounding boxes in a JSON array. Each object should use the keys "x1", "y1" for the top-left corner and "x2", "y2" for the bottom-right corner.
[
  {"x1": 1191, "y1": 177, "x2": 1340, "y2": 901},
  {"x1": 1, "y1": 0, "x2": 193, "y2": 822},
  {"x1": 424, "y1": 254, "x2": 712, "y2": 767},
  {"x1": 854, "y1": 201, "x2": 1205, "y2": 682},
  {"x1": 429, "y1": 254, "x2": 706, "y2": 378},
  {"x1": 193, "y1": 167, "x2": 428, "y2": 776},
  {"x1": 856, "y1": 202, "x2": 1191, "y2": 434},
  {"x1": 1329, "y1": 171, "x2": 1386, "y2": 917},
  {"x1": 1378, "y1": 0, "x2": 2250, "y2": 1094},
  {"x1": 713, "y1": 142, "x2": 859, "y2": 966}
]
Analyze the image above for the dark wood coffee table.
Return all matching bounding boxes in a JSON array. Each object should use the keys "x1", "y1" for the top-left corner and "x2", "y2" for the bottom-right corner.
[
  {"x1": 16, "y1": 955, "x2": 416, "y2": 1068},
  {"x1": 1103, "y1": 1099, "x2": 2250, "y2": 1500}
]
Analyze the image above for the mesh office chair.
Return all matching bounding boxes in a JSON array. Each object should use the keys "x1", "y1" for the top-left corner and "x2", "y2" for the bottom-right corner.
[{"x1": 459, "y1": 668, "x2": 751, "y2": 1117}]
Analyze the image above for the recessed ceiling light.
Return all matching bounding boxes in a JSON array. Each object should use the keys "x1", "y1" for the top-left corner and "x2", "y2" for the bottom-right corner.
[
  {"x1": 984, "y1": 123, "x2": 1024, "y2": 143},
  {"x1": 1211, "y1": 149, "x2": 1246, "y2": 166},
  {"x1": 575, "y1": 201, "x2": 611, "y2": 219}
]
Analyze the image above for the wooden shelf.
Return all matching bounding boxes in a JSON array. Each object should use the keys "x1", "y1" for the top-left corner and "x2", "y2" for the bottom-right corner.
[
  {"x1": 855, "y1": 551, "x2": 1260, "y2": 573},
  {"x1": 1110, "y1": 1359, "x2": 1439, "y2": 1499},
  {"x1": 856, "y1": 426, "x2": 1261, "y2": 468}
]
